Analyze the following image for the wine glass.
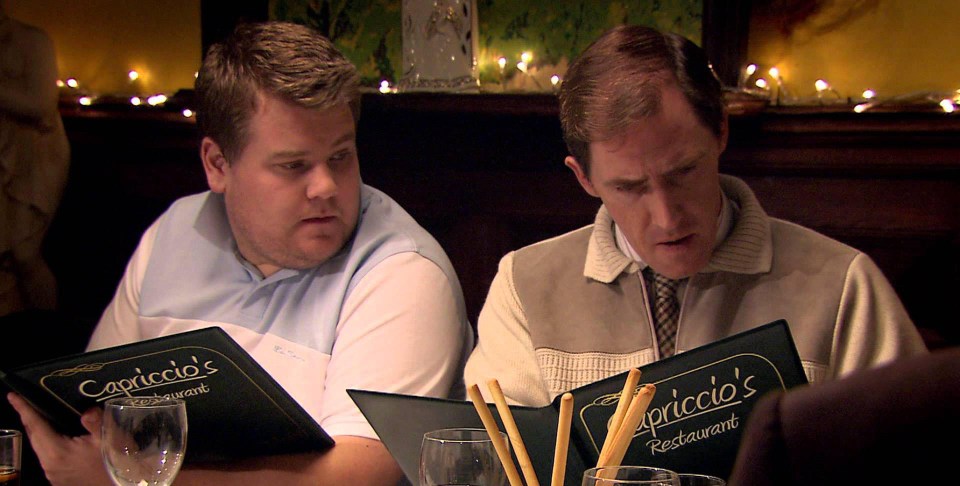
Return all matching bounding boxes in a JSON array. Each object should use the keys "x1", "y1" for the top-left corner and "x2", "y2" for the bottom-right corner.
[
  {"x1": 101, "y1": 397, "x2": 187, "y2": 486},
  {"x1": 419, "y1": 428, "x2": 509, "y2": 486},
  {"x1": 677, "y1": 473, "x2": 726, "y2": 486},
  {"x1": 582, "y1": 465, "x2": 680, "y2": 485},
  {"x1": 0, "y1": 429, "x2": 21, "y2": 486}
]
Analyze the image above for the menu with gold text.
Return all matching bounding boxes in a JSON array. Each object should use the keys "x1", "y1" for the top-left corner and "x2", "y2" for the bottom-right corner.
[
  {"x1": 350, "y1": 320, "x2": 806, "y2": 484},
  {"x1": 0, "y1": 327, "x2": 333, "y2": 463}
]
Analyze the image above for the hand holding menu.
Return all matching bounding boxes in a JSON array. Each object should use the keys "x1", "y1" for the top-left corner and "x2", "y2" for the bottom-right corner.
[{"x1": 0, "y1": 327, "x2": 333, "y2": 463}]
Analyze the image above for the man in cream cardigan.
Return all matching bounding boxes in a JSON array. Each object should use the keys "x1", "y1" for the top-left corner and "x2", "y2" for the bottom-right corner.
[{"x1": 465, "y1": 25, "x2": 927, "y2": 406}]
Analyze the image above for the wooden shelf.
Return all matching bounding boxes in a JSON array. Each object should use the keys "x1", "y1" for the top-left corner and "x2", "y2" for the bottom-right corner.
[{"x1": 61, "y1": 91, "x2": 960, "y2": 129}]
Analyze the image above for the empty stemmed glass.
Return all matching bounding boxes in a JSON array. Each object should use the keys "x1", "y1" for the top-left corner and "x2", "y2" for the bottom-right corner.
[
  {"x1": 582, "y1": 465, "x2": 680, "y2": 485},
  {"x1": 419, "y1": 428, "x2": 509, "y2": 486},
  {"x1": 101, "y1": 397, "x2": 187, "y2": 486},
  {"x1": 677, "y1": 473, "x2": 726, "y2": 486}
]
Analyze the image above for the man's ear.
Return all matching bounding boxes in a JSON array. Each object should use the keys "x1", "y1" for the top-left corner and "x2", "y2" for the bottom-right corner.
[
  {"x1": 565, "y1": 155, "x2": 599, "y2": 198},
  {"x1": 200, "y1": 137, "x2": 228, "y2": 193}
]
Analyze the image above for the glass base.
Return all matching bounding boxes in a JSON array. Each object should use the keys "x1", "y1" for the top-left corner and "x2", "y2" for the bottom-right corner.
[{"x1": 398, "y1": 75, "x2": 480, "y2": 93}]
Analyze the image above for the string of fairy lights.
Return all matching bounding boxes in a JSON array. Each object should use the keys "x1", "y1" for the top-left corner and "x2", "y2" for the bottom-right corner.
[
  {"x1": 59, "y1": 56, "x2": 958, "y2": 115},
  {"x1": 740, "y1": 63, "x2": 959, "y2": 113},
  {"x1": 58, "y1": 69, "x2": 198, "y2": 119}
]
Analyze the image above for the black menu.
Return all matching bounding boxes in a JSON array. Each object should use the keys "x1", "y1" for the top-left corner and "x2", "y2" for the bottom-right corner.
[
  {"x1": 0, "y1": 327, "x2": 333, "y2": 463},
  {"x1": 350, "y1": 320, "x2": 807, "y2": 484}
]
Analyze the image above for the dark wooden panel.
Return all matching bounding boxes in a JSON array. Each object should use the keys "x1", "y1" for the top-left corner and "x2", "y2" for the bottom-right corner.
[
  {"x1": 702, "y1": 0, "x2": 753, "y2": 87},
  {"x1": 200, "y1": 0, "x2": 269, "y2": 55},
  {"x1": 48, "y1": 95, "x2": 960, "y2": 351}
]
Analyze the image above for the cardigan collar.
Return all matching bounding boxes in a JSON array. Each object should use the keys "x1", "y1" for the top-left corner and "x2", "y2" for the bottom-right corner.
[{"x1": 583, "y1": 175, "x2": 773, "y2": 283}]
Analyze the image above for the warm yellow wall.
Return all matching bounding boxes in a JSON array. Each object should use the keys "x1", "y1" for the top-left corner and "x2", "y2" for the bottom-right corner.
[
  {"x1": 6, "y1": 1, "x2": 955, "y2": 100},
  {"x1": 6, "y1": 0, "x2": 201, "y2": 95},
  {"x1": 747, "y1": 0, "x2": 959, "y2": 100}
]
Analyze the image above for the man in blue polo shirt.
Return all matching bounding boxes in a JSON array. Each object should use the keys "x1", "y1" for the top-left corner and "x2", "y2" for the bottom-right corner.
[{"x1": 9, "y1": 21, "x2": 473, "y2": 485}]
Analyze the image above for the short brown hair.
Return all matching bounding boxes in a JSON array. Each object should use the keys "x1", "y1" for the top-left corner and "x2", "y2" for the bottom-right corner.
[
  {"x1": 559, "y1": 25, "x2": 724, "y2": 176},
  {"x1": 195, "y1": 21, "x2": 361, "y2": 160}
]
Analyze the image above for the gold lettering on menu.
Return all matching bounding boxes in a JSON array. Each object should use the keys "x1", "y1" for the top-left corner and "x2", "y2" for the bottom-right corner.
[
  {"x1": 645, "y1": 412, "x2": 741, "y2": 455},
  {"x1": 589, "y1": 367, "x2": 759, "y2": 456},
  {"x1": 637, "y1": 368, "x2": 756, "y2": 439},
  {"x1": 77, "y1": 355, "x2": 220, "y2": 401}
]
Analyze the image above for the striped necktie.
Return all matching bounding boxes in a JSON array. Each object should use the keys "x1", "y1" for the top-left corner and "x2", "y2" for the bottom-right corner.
[{"x1": 644, "y1": 268, "x2": 683, "y2": 358}]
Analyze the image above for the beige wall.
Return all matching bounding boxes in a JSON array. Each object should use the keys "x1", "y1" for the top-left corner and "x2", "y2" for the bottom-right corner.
[
  {"x1": 7, "y1": 0, "x2": 201, "y2": 95},
  {"x1": 748, "y1": 0, "x2": 959, "y2": 100}
]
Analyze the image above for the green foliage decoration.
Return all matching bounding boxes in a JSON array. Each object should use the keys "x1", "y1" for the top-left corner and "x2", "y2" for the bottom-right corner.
[{"x1": 271, "y1": 0, "x2": 701, "y2": 89}]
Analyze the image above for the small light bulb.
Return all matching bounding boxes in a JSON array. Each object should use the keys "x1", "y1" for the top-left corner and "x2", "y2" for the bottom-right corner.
[
  {"x1": 147, "y1": 94, "x2": 167, "y2": 106},
  {"x1": 862, "y1": 89, "x2": 876, "y2": 99},
  {"x1": 755, "y1": 78, "x2": 768, "y2": 89},
  {"x1": 521, "y1": 51, "x2": 532, "y2": 64},
  {"x1": 853, "y1": 103, "x2": 869, "y2": 113},
  {"x1": 78, "y1": 96, "x2": 93, "y2": 106},
  {"x1": 66, "y1": 78, "x2": 79, "y2": 88},
  {"x1": 815, "y1": 79, "x2": 829, "y2": 92},
  {"x1": 940, "y1": 99, "x2": 955, "y2": 113},
  {"x1": 497, "y1": 57, "x2": 506, "y2": 69},
  {"x1": 516, "y1": 61, "x2": 528, "y2": 73},
  {"x1": 194, "y1": 71, "x2": 199, "y2": 79},
  {"x1": 182, "y1": 109, "x2": 194, "y2": 118},
  {"x1": 379, "y1": 80, "x2": 391, "y2": 94},
  {"x1": 768, "y1": 67, "x2": 780, "y2": 80},
  {"x1": 128, "y1": 70, "x2": 140, "y2": 81},
  {"x1": 745, "y1": 64, "x2": 757, "y2": 76},
  {"x1": 550, "y1": 75, "x2": 560, "y2": 86},
  {"x1": 130, "y1": 96, "x2": 142, "y2": 106},
  {"x1": 56, "y1": 79, "x2": 65, "y2": 88}
]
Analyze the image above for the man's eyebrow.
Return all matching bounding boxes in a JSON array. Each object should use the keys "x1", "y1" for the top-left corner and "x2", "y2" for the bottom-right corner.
[
  {"x1": 270, "y1": 150, "x2": 307, "y2": 159},
  {"x1": 605, "y1": 175, "x2": 648, "y2": 188},
  {"x1": 331, "y1": 132, "x2": 356, "y2": 147},
  {"x1": 267, "y1": 150, "x2": 308, "y2": 160},
  {"x1": 665, "y1": 150, "x2": 708, "y2": 175},
  {"x1": 265, "y1": 132, "x2": 356, "y2": 160}
]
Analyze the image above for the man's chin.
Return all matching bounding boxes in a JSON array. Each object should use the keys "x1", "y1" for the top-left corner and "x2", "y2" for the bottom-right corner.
[
  {"x1": 282, "y1": 257, "x2": 333, "y2": 271},
  {"x1": 280, "y1": 244, "x2": 344, "y2": 270},
  {"x1": 645, "y1": 241, "x2": 711, "y2": 278}
]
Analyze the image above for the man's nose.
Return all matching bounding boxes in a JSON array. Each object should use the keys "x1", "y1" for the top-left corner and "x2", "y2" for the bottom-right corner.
[
  {"x1": 306, "y1": 165, "x2": 337, "y2": 200},
  {"x1": 648, "y1": 189, "x2": 684, "y2": 230}
]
